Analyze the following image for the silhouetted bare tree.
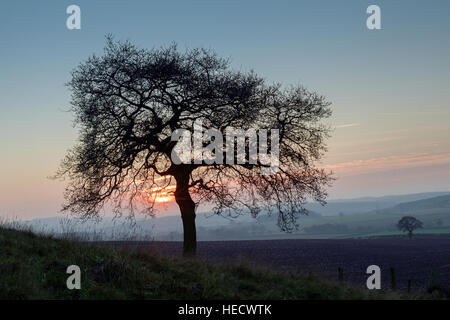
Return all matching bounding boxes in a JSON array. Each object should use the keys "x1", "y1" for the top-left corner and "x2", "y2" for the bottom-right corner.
[
  {"x1": 397, "y1": 216, "x2": 423, "y2": 238},
  {"x1": 56, "y1": 37, "x2": 333, "y2": 256}
]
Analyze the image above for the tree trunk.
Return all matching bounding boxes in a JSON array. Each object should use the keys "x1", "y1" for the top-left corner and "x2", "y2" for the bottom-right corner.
[
  {"x1": 174, "y1": 170, "x2": 197, "y2": 257},
  {"x1": 408, "y1": 230, "x2": 413, "y2": 239}
]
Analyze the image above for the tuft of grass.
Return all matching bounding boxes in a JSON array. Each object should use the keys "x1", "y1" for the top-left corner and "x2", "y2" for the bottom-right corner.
[{"x1": 0, "y1": 226, "x2": 439, "y2": 300}]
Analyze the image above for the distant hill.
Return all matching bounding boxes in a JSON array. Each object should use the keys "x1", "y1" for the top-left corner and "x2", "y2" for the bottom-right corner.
[
  {"x1": 377, "y1": 195, "x2": 450, "y2": 216},
  {"x1": 304, "y1": 192, "x2": 450, "y2": 216},
  {"x1": 332, "y1": 192, "x2": 450, "y2": 203}
]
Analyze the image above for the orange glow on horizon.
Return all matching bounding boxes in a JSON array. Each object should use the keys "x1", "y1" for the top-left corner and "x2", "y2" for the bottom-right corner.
[
  {"x1": 143, "y1": 185, "x2": 176, "y2": 203},
  {"x1": 155, "y1": 195, "x2": 173, "y2": 203}
]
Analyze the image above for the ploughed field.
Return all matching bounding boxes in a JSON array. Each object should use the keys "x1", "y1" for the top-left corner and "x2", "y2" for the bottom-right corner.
[{"x1": 95, "y1": 235, "x2": 450, "y2": 292}]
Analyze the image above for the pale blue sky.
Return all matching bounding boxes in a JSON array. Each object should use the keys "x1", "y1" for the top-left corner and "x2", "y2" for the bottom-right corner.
[{"x1": 1, "y1": 1, "x2": 450, "y2": 218}]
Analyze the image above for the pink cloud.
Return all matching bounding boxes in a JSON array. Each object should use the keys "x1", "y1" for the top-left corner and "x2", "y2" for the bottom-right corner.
[{"x1": 323, "y1": 151, "x2": 450, "y2": 177}]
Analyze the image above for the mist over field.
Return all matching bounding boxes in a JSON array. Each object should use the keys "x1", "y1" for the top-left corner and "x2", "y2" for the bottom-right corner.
[{"x1": 19, "y1": 191, "x2": 450, "y2": 241}]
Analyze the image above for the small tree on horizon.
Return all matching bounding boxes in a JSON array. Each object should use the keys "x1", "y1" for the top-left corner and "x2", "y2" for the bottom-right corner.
[
  {"x1": 56, "y1": 37, "x2": 333, "y2": 257},
  {"x1": 397, "y1": 216, "x2": 423, "y2": 239}
]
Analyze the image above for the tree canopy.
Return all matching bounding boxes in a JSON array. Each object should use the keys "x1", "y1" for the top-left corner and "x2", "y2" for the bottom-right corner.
[{"x1": 397, "y1": 216, "x2": 423, "y2": 238}]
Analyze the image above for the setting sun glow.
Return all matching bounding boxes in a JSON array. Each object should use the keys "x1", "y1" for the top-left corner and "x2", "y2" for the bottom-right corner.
[{"x1": 155, "y1": 195, "x2": 173, "y2": 203}]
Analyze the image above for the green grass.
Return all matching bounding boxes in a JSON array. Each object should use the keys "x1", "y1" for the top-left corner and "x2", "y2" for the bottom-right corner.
[
  {"x1": 355, "y1": 228, "x2": 450, "y2": 238},
  {"x1": 0, "y1": 226, "x2": 436, "y2": 300}
]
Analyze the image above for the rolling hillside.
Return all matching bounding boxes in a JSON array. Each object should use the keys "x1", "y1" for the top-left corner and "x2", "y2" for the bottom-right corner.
[
  {"x1": 303, "y1": 192, "x2": 450, "y2": 216},
  {"x1": 377, "y1": 195, "x2": 450, "y2": 215}
]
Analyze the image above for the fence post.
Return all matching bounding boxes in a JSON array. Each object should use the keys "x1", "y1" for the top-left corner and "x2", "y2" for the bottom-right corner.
[
  {"x1": 390, "y1": 267, "x2": 396, "y2": 291},
  {"x1": 430, "y1": 268, "x2": 436, "y2": 287},
  {"x1": 338, "y1": 267, "x2": 344, "y2": 283}
]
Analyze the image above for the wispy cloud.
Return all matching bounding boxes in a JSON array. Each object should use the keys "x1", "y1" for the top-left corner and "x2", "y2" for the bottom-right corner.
[
  {"x1": 335, "y1": 123, "x2": 360, "y2": 129},
  {"x1": 378, "y1": 110, "x2": 450, "y2": 116},
  {"x1": 323, "y1": 151, "x2": 450, "y2": 177}
]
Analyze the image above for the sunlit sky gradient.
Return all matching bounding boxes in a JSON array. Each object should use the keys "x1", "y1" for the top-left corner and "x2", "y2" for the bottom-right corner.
[{"x1": 1, "y1": 1, "x2": 450, "y2": 219}]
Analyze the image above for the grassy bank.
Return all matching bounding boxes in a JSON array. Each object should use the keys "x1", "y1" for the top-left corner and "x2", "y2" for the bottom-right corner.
[{"x1": 0, "y1": 226, "x2": 434, "y2": 300}]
